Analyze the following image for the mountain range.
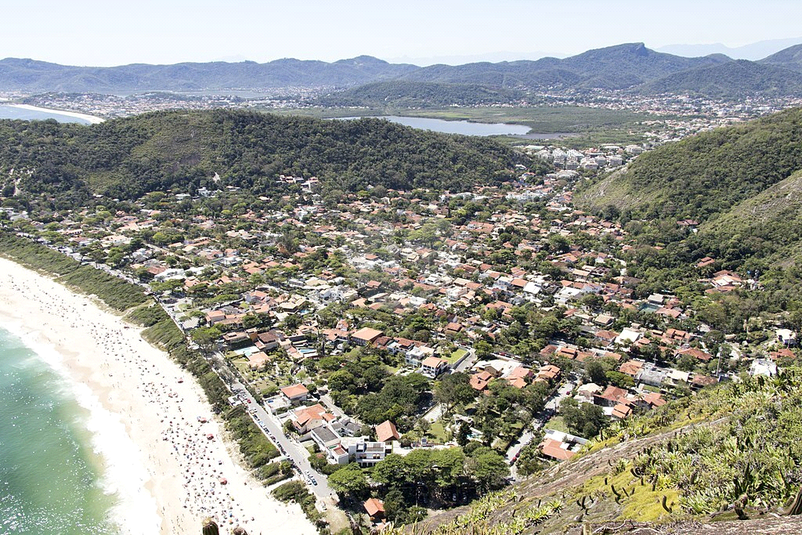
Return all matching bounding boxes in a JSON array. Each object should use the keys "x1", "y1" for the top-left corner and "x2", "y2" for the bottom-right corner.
[
  {"x1": 3, "y1": 42, "x2": 802, "y2": 101},
  {"x1": 657, "y1": 37, "x2": 802, "y2": 61}
]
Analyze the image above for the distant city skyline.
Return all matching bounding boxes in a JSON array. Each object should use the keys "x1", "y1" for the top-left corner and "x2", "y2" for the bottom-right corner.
[{"x1": 3, "y1": 0, "x2": 801, "y2": 67}]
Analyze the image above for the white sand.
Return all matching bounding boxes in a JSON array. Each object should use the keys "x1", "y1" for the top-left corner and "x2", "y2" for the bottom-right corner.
[
  {"x1": 7, "y1": 104, "x2": 105, "y2": 124},
  {"x1": 0, "y1": 258, "x2": 316, "y2": 535}
]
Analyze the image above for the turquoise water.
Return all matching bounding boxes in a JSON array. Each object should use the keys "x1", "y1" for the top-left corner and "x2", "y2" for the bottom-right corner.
[
  {"x1": 0, "y1": 327, "x2": 118, "y2": 535},
  {"x1": 0, "y1": 105, "x2": 92, "y2": 125}
]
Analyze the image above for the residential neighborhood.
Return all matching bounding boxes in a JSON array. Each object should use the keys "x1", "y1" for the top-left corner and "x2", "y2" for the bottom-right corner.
[{"x1": 2, "y1": 128, "x2": 799, "y2": 529}]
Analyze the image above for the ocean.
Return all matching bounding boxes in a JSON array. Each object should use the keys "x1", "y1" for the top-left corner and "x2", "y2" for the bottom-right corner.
[
  {"x1": 0, "y1": 327, "x2": 118, "y2": 534},
  {"x1": 0, "y1": 105, "x2": 93, "y2": 125}
]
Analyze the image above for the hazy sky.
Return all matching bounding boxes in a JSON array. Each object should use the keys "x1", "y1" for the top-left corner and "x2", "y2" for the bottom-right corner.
[{"x1": 4, "y1": 0, "x2": 801, "y2": 66}]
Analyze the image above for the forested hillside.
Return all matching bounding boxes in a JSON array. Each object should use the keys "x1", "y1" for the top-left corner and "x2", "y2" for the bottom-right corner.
[
  {"x1": 0, "y1": 110, "x2": 527, "y2": 206},
  {"x1": 576, "y1": 107, "x2": 802, "y2": 222},
  {"x1": 574, "y1": 107, "x2": 802, "y2": 334},
  {"x1": 639, "y1": 60, "x2": 802, "y2": 98},
  {"x1": 314, "y1": 80, "x2": 529, "y2": 107}
]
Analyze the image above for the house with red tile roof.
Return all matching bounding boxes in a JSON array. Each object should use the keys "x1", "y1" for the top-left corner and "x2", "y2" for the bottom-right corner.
[
  {"x1": 375, "y1": 420, "x2": 401, "y2": 443},
  {"x1": 351, "y1": 327, "x2": 384, "y2": 346},
  {"x1": 280, "y1": 383, "x2": 309, "y2": 403},
  {"x1": 364, "y1": 498, "x2": 386, "y2": 521},
  {"x1": 292, "y1": 403, "x2": 336, "y2": 434}
]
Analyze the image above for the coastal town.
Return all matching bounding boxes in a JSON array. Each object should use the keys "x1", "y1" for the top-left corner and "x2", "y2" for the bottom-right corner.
[{"x1": 2, "y1": 131, "x2": 798, "y2": 531}]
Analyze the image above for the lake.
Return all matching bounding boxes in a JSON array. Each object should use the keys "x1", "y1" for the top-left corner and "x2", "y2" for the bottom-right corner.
[{"x1": 338, "y1": 115, "x2": 533, "y2": 136}]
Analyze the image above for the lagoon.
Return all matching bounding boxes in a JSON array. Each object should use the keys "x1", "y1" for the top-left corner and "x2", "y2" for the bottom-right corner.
[{"x1": 339, "y1": 115, "x2": 532, "y2": 136}]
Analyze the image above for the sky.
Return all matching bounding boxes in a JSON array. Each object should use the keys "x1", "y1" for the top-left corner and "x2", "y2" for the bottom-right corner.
[{"x1": 3, "y1": 0, "x2": 802, "y2": 66}]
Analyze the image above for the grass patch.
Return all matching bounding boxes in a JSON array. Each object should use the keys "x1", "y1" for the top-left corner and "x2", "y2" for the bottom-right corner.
[
  {"x1": 444, "y1": 348, "x2": 468, "y2": 365},
  {"x1": 577, "y1": 462, "x2": 681, "y2": 522},
  {"x1": 544, "y1": 415, "x2": 570, "y2": 433},
  {"x1": 427, "y1": 421, "x2": 450, "y2": 443}
]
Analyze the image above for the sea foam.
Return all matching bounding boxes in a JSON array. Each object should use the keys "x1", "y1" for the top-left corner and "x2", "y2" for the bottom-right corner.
[{"x1": 7, "y1": 321, "x2": 162, "y2": 535}]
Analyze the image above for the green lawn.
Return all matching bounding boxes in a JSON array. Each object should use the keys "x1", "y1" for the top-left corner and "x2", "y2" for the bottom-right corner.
[
  {"x1": 427, "y1": 422, "x2": 450, "y2": 444},
  {"x1": 444, "y1": 348, "x2": 468, "y2": 365},
  {"x1": 544, "y1": 415, "x2": 570, "y2": 434}
]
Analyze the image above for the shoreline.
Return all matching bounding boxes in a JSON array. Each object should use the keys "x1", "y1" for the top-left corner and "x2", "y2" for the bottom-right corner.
[
  {"x1": 5, "y1": 103, "x2": 106, "y2": 124},
  {"x1": 0, "y1": 258, "x2": 316, "y2": 535}
]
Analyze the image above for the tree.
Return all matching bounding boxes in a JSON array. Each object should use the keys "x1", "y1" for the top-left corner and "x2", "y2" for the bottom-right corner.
[
  {"x1": 372, "y1": 454, "x2": 409, "y2": 488},
  {"x1": 468, "y1": 447, "x2": 509, "y2": 492},
  {"x1": 475, "y1": 340, "x2": 493, "y2": 359},
  {"x1": 383, "y1": 488, "x2": 409, "y2": 522},
  {"x1": 515, "y1": 438, "x2": 546, "y2": 476},
  {"x1": 434, "y1": 373, "x2": 476, "y2": 415},
  {"x1": 456, "y1": 421, "x2": 471, "y2": 447},
  {"x1": 584, "y1": 359, "x2": 609, "y2": 386},
  {"x1": 560, "y1": 397, "x2": 608, "y2": 438},
  {"x1": 192, "y1": 325, "x2": 222, "y2": 351},
  {"x1": 328, "y1": 463, "x2": 369, "y2": 497}
]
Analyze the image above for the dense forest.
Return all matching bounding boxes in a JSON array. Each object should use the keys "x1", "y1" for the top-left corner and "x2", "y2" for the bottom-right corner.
[
  {"x1": 0, "y1": 109, "x2": 527, "y2": 207},
  {"x1": 577, "y1": 107, "x2": 802, "y2": 222},
  {"x1": 314, "y1": 80, "x2": 529, "y2": 107}
]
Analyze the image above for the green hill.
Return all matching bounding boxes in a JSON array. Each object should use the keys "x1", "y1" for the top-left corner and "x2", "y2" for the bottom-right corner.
[
  {"x1": 575, "y1": 107, "x2": 802, "y2": 222},
  {"x1": 315, "y1": 80, "x2": 529, "y2": 107},
  {"x1": 760, "y1": 43, "x2": 802, "y2": 73},
  {"x1": 639, "y1": 60, "x2": 802, "y2": 98},
  {"x1": 0, "y1": 109, "x2": 526, "y2": 206}
]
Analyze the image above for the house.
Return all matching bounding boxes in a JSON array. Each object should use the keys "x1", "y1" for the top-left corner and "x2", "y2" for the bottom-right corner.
[
  {"x1": 636, "y1": 366, "x2": 668, "y2": 388},
  {"x1": 292, "y1": 403, "x2": 335, "y2": 434},
  {"x1": 540, "y1": 438, "x2": 576, "y2": 461},
  {"x1": 206, "y1": 310, "x2": 226, "y2": 325},
  {"x1": 750, "y1": 359, "x2": 778, "y2": 377},
  {"x1": 222, "y1": 331, "x2": 250, "y2": 348},
  {"x1": 351, "y1": 327, "x2": 384, "y2": 346},
  {"x1": 575, "y1": 383, "x2": 603, "y2": 403},
  {"x1": 615, "y1": 328, "x2": 641, "y2": 347},
  {"x1": 611, "y1": 403, "x2": 632, "y2": 419},
  {"x1": 618, "y1": 360, "x2": 643, "y2": 378},
  {"x1": 445, "y1": 322, "x2": 464, "y2": 336},
  {"x1": 406, "y1": 345, "x2": 435, "y2": 367},
  {"x1": 347, "y1": 439, "x2": 392, "y2": 467},
  {"x1": 420, "y1": 356, "x2": 448, "y2": 378},
  {"x1": 538, "y1": 430, "x2": 589, "y2": 461},
  {"x1": 506, "y1": 366, "x2": 533, "y2": 389},
  {"x1": 311, "y1": 425, "x2": 341, "y2": 451},
  {"x1": 280, "y1": 383, "x2": 309, "y2": 403},
  {"x1": 364, "y1": 498, "x2": 386, "y2": 522},
  {"x1": 777, "y1": 328, "x2": 798, "y2": 347},
  {"x1": 470, "y1": 370, "x2": 493, "y2": 392},
  {"x1": 375, "y1": 420, "x2": 401, "y2": 443},
  {"x1": 594, "y1": 385, "x2": 628, "y2": 407},
  {"x1": 247, "y1": 351, "x2": 270, "y2": 370},
  {"x1": 676, "y1": 347, "x2": 712, "y2": 363},
  {"x1": 535, "y1": 364, "x2": 561, "y2": 383}
]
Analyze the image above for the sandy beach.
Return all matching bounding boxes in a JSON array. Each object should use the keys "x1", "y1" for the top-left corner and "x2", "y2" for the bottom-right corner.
[
  {"x1": 6, "y1": 104, "x2": 105, "y2": 124},
  {"x1": 0, "y1": 258, "x2": 316, "y2": 535}
]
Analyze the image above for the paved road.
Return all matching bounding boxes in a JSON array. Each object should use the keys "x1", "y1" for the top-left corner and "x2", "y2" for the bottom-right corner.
[
  {"x1": 210, "y1": 354, "x2": 334, "y2": 500},
  {"x1": 318, "y1": 393, "x2": 347, "y2": 420},
  {"x1": 505, "y1": 377, "x2": 578, "y2": 478},
  {"x1": 39, "y1": 240, "x2": 336, "y2": 502},
  {"x1": 423, "y1": 402, "x2": 444, "y2": 423}
]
